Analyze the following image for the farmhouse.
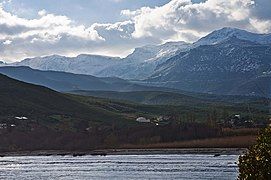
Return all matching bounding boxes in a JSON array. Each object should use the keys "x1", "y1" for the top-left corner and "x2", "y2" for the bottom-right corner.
[
  {"x1": 136, "y1": 117, "x2": 150, "y2": 123},
  {"x1": 15, "y1": 116, "x2": 28, "y2": 120}
]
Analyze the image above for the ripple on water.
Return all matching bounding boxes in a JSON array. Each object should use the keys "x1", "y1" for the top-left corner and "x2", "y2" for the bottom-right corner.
[{"x1": 0, "y1": 154, "x2": 239, "y2": 180}]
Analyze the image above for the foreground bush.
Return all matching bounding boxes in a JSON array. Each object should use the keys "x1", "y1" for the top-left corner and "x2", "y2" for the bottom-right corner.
[{"x1": 238, "y1": 127, "x2": 271, "y2": 179}]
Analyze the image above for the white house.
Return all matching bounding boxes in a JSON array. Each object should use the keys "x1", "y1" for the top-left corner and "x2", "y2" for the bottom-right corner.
[
  {"x1": 234, "y1": 114, "x2": 241, "y2": 119},
  {"x1": 15, "y1": 116, "x2": 28, "y2": 120},
  {"x1": 136, "y1": 117, "x2": 150, "y2": 123}
]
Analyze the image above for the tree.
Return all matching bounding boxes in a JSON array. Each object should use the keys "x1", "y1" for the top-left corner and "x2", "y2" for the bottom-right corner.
[{"x1": 238, "y1": 127, "x2": 271, "y2": 179}]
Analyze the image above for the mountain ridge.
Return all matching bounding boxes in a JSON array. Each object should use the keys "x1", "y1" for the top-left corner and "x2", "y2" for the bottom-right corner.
[
  {"x1": 146, "y1": 36, "x2": 271, "y2": 96},
  {"x1": 195, "y1": 27, "x2": 271, "y2": 46},
  {"x1": 0, "y1": 66, "x2": 182, "y2": 93},
  {"x1": 1, "y1": 27, "x2": 270, "y2": 96}
]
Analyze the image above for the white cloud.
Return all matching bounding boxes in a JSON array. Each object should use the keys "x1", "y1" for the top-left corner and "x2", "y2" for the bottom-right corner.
[
  {"x1": 3, "y1": 39, "x2": 12, "y2": 45},
  {"x1": 0, "y1": 6, "x2": 105, "y2": 60},
  {"x1": 0, "y1": 0, "x2": 270, "y2": 62},
  {"x1": 122, "y1": 0, "x2": 271, "y2": 42},
  {"x1": 110, "y1": 0, "x2": 124, "y2": 2},
  {"x1": 38, "y1": 9, "x2": 47, "y2": 16},
  {"x1": 0, "y1": 0, "x2": 11, "y2": 6}
]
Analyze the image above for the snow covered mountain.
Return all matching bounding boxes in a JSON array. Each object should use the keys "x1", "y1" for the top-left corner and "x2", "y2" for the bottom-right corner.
[
  {"x1": 196, "y1": 27, "x2": 271, "y2": 46},
  {"x1": 11, "y1": 54, "x2": 121, "y2": 76},
  {"x1": 8, "y1": 41, "x2": 190, "y2": 80},
  {"x1": 0, "y1": 61, "x2": 7, "y2": 66},
  {"x1": 126, "y1": 41, "x2": 190, "y2": 63},
  {"x1": 146, "y1": 36, "x2": 271, "y2": 96},
  {"x1": 97, "y1": 41, "x2": 191, "y2": 79},
  {"x1": 3, "y1": 27, "x2": 271, "y2": 96}
]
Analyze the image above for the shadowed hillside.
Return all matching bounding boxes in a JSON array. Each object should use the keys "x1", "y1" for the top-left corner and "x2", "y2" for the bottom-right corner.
[{"x1": 0, "y1": 73, "x2": 129, "y2": 124}]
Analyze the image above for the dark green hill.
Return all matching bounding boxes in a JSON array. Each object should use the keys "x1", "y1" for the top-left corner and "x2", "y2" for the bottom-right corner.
[{"x1": 0, "y1": 73, "x2": 126, "y2": 124}]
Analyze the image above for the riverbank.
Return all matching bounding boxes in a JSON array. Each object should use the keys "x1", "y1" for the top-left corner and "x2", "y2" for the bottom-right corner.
[
  {"x1": 0, "y1": 135, "x2": 255, "y2": 157},
  {"x1": 0, "y1": 147, "x2": 247, "y2": 157},
  {"x1": 120, "y1": 135, "x2": 257, "y2": 149}
]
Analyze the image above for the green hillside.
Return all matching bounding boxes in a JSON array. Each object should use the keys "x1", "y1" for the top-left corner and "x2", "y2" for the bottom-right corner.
[
  {"x1": 71, "y1": 90, "x2": 268, "y2": 108},
  {"x1": 0, "y1": 74, "x2": 131, "y2": 126}
]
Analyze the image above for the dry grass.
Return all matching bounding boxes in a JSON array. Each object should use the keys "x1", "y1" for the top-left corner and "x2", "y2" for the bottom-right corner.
[
  {"x1": 121, "y1": 135, "x2": 257, "y2": 149},
  {"x1": 222, "y1": 128, "x2": 260, "y2": 136}
]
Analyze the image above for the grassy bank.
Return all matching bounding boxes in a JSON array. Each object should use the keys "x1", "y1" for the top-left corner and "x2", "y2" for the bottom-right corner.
[{"x1": 120, "y1": 135, "x2": 257, "y2": 149}]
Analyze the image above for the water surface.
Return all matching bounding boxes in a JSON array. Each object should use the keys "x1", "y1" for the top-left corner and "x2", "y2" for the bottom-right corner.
[{"x1": 0, "y1": 154, "x2": 239, "y2": 179}]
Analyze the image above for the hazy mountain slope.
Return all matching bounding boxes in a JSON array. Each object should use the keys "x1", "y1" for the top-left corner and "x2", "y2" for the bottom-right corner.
[
  {"x1": 71, "y1": 90, "x2": 268, "y2": 107},
  {"x1": 0, "y1": 66, "x2": 110, "y2": 92},
  {"x1": 71, "y1": 90, "x2": 210, "y2": 106},
  {"x1": 229, "y1": 76, "x2": 271, "y2": 97},
  {"x1": 0, "y1": 66, "x2": 180, "y2": 92}
]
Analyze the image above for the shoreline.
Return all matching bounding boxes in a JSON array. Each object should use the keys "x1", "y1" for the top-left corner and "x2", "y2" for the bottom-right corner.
[{"x1": 0, "y1": 148, "x2": 247, "y2": 157}]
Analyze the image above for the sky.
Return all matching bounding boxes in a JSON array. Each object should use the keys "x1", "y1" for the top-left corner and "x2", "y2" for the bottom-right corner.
[{"x1": 0, "y1": 0, "x2": 271, "y2": 62}]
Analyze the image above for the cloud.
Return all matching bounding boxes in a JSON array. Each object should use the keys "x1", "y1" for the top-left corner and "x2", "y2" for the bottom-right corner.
[
  {"x1": 0, "y1": 6, "x2": 105, "y2": 60},
  {"x1": 110, "y1": 0, "x2": 125, "y2": 2},
  {"x1": 122, "y1": 0, "x2": 271, "y2": 42},
  {"x1": 0, "y1": 0, "x2": 270, "y2": 62},
  {"x1": 38, "y1": 9, "x2": 47, "y2": 16},
  {"x1": 0, "y1": 0, "x2": 11, "y2": 6},
  {"x1": 3, "y1": 39, "x2": 12, "y2": 45}
]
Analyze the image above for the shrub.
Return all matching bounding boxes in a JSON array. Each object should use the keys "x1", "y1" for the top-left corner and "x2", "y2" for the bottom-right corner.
[{"x1": 238, "y1": 127, "x2": 271, "y2": 179}]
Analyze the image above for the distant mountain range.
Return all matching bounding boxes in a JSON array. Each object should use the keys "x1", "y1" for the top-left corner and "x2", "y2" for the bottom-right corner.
[
  {"x1": 1, "y1": 27, "x2": 270, "y2": 97},
  {"x1": 5, "y1": 41, "x2": 191, "y2": 80}
]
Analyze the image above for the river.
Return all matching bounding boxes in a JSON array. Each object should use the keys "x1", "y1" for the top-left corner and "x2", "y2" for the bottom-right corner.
[{"x1": 0, "y1": 154, "x2": 239, "y2": 179}]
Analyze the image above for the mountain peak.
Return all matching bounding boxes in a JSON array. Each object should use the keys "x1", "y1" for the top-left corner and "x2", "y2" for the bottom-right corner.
[
  {"x1": 125, "y1": 40, "x2": 190, "y2": 65},
  {"x1": 196, "y1": 27, "x2": 271, "y2": 46},
  {"x1": 138, "y1": 41, "x2": 189, "y2": 50},
  {"x1": 76, "y1": 54, "x2": 120, "y2": 59},
  {"x1": 43, "y1": 54, "x2": 66, "y2": 59},
  {"x1": 217, "y1": 27, "x2": 244, "y2": 33}
]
